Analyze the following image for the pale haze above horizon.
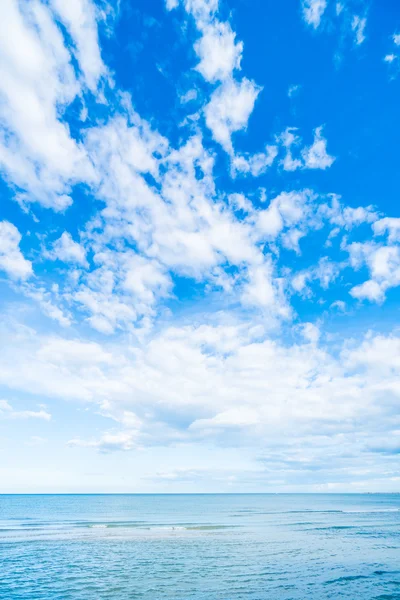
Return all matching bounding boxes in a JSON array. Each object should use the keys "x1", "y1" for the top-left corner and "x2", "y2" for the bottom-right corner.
[{"x1": 1, "y1": 0, "x2": 400, "y2": 494}]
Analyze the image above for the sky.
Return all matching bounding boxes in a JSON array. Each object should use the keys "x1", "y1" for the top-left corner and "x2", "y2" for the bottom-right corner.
[{"x1": 1, "y1": 0, "x2": 400, "y2": 493}]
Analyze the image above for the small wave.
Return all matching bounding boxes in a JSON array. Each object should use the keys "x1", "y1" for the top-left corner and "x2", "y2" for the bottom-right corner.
[
  {"x1": 282, "y1": 521, "x2": 316, "y2": 526},
  {"x1": 230, "y1": 509, "x2": 345, "y2": 516},
  {"x1": 311, "y1": 525, "x2": 357, "y2": 531},
  {"x1": 342, "y1": 508, "x2": 400, "y2": 514},
  {"x1": 325, "y1": 574, "x2": 369, "y2": 584},
  {"x1": 185, "y1": 525, "x2": 233, "y2": 531},
  {"x1": 285, "y1": 510, "x2": 344, "y2": 514},
  {"x1": 84, "y1": 521, "x2": 145, "y2": 529}
]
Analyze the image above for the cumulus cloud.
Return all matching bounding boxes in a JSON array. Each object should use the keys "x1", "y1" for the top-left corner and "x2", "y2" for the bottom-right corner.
[
  {"x1": 350, "y1": 279, "x2": 385, "y2": 303},
  {"x1": 321, "y1": 196, "x2": 378, "y2": 229},
  {"x1": 172, "y1": 0, "x2": 219, "y2": 25},
  {"x1": 301, "y1": 126, "x2": 335, "y2": 169},
  {"x1": 168, "y1": 0, "x2": 267, "y2": 169},
  {"x1": 194, "y1": 21, "x2": 243, "y2": 83},
  {"x1": 301, "y1": 0, "x2": 327, "y2": 29},
  {"x1": 205, "y1": 78, "x2": 261, "y2": 153},
  {"x1": 0, "y1": 221, "x2": 32, "y2": 280},
  {"x1": 347, "y1": 242, "x2": 400, "y2": 303},
  {"x1": 72, "y1": 251, "x2": 172, "y2": 334},
  {"x1": 373, "y1": 217, "x2": 400, "y2": 243},
  {"x1": 279, "y1": 128, "x2": 303, "y2": 171},
  {"x1": 241, "y1": 259, "x2": 289, "y2": 317},
  {"x1": 277, "y1": 127, "x2": 334, "y2": 172},
  {"x1": 232, "y1": 146, "x2": 278, "y2": 177},
  {"x1": 256, "y1": 190, "x2": 314, "y2": 241},
  {"x1": 0, "y1": 0, "x2": 99, "y2": 211},
  {"x1": 46, "y1": 232, "x2": 88, "y2": 266},
  {"x1": 0, "y1": 0, "x2": 97, "y2": 210},
  {"x1": 2, "y1": 319, "x2": 400, "y2": 475}
]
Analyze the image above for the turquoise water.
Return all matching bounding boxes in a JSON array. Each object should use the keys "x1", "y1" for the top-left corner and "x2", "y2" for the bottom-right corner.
[{"x1": 1, "y1": 494, "x2": 400, "y2": 599}]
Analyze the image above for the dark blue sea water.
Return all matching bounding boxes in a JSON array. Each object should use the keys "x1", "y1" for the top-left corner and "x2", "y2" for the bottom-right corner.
[{"x1": 1, "y1": 494, "x2": 400, "y2": 599}]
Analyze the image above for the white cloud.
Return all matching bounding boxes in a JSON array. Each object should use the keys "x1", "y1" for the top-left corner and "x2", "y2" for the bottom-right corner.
[
  {"x1": 347, "y1": 242, "x2": 400, "y2": 303},
  {"x1": 2, "y1": 319, "x2": 400, "y2": 466},
  {"x1": 47, "y1": 232, "x2": 88, "y2": 266},
  {"x1": 190, "y1": 406, "x2": 260, "y2": 430},
  {"x1": 66, "y1": 249, "x2": 172, "y2": 334},
  {"x1": 232, "y1": 146, "x2": 278, "y2": 177},
  {"x1": 279, "y1": 127, "x2": 303, "y2": 171},
  {"x1": 344, "y1": 334, "x2": 400, "y2": 372},
  {"x1": 256, "y1": 190, "x2": 315, "y2": 242},
  {"x1": 194, "y1": 21, "x2": 243, "y2": 83},
  {"x1": 302, "y1": 0, "x2": 328, "y2": 29},
  {"x1": 68, "y1": 430, "x2": 138, "y2": 452},
  {"x1": 181, "y1": 0, "x2": 219, "y2": 24},
  {"x1": 241, "y1": 259, "x2": 289, "y2": 317},
  {"x1": 0, "y1": 221, "x2": 32, "y2": 280},
  {"x1": 302, "y1": 126, "x2": 335, "y2": 170},
  {"x1": 0, "y1": 400, "x2": 51, "y2": 421},
  {"x1": 23, "y1": 285, "x2": 72, "y2": 327},
  {"x1": 0, "y1": 0, "x2": 96, "y2": 210},
  {"x1": 384, "y1": 34, "x2": 400, "y2": 67},
  {"x1": 205, "y1": 78, "x2": 261, "y2": 153},
  {"x1": 291, "y1": 271, "x2": 310, "y2": 294},
  {"x1": 37, "y1": 337, "x2": 115, "y2": 365},
  {"x1": 301, "y1": 322, "x2": 320, "y2": 343},
  {"x1": 330, "y1": 299, "x2": 346, "y2": 311},
  {"x1": 373, "y1": 217, "x2": 400, "y2": 243},
  {"x1": 288, "y1": 84, "x2": 301, "y2": 98},
  {"x1": 303, "y1": 1, "x2": 367, "y2": 52},
  {"x1": 180, "y1": 89, "x2": 198, "y2": 103},
  {"x1": 166, "y1": 0, "x2": 220, "y2": 32},
  {"x1": 350, "y1": 279, "x2": 385, "y2": 303},
  {"x1": 80, "y1": 125, "x2": 265, "y2": 320},
  {"x1": 351, "y1": 15, "x2": 366, "y2": 45},
  {"x1": 50, "y1": 0, "x2": 106, "y2": 90},
  {"x1": 321, "y1": 196, "x2": 377, "y2": 229},
  {"x1": 291, "y1": 257, "x2": 342, "y2": 297},
  {"x1": 278, "y1": 127, "x2": 335, "y2": 172},
  {"x1": 282, "y1": 228, "x2": 306, "y2": 254},
  {"x1": 170, "y1": 0, "x2": 270, "y2": 172}
]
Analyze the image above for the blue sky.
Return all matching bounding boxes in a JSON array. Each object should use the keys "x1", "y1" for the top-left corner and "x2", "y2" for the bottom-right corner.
[{"x1": 1, "y1": 0, "x2": 400, "y2": 493}]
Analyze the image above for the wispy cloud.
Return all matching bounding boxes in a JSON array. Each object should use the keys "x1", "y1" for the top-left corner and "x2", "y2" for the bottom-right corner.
[{"x1": 0, "y1": 400, "x2": 51, "y2": 421}]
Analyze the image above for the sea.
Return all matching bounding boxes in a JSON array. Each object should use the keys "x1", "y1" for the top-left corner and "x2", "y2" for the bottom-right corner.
[{"x1": 1, "y1": 494, "x2": 399, "y2": 599}]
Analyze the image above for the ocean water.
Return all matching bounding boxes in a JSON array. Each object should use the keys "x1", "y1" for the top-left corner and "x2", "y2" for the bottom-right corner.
[{"x1": 1, "y1": 494, "x2": 400, "y2": 599}]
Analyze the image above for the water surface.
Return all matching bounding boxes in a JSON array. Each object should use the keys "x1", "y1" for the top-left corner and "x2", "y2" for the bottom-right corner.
[{"x1": 1, "y1": 494, "x2": 400, "y2": 599}]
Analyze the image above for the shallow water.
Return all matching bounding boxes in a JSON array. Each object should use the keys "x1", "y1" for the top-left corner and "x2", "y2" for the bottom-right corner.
[{"x1": 1, "y1": 494, "x2": 400, "y2": 599}]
